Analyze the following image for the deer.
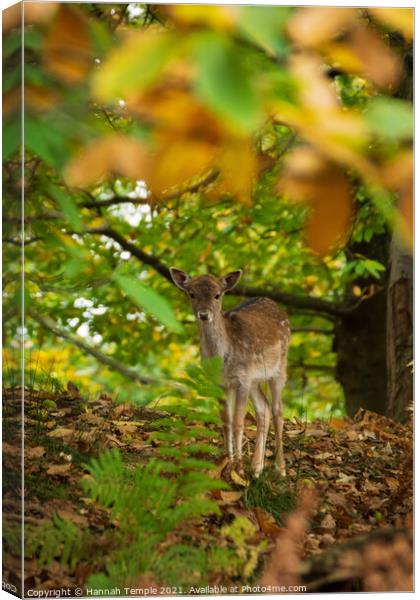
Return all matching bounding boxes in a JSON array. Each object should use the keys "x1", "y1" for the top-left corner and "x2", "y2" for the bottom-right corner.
[{"x1": 170, "y1": 268, "x2": 290, "y2": 477}]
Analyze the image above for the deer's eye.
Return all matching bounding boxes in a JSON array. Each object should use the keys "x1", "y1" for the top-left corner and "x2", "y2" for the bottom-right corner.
[
  {"x1": 215, "y1": 293, "x2": 221, "y2": 299},
  {"x1": 189, "y1": 292, "x2": 195, "y2": 299}
]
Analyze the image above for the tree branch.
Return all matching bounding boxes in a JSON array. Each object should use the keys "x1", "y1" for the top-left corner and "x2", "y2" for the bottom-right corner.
[
  {"x1": 84, "y1": 226, "x2": 365, "y2": 317},
  {"x1": 28, "y1": 308, "x2": 154, "y2": 385}
]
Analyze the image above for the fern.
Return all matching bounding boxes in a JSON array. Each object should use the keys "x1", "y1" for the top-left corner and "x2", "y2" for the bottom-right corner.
[{"x1": 28, "y1": 357, "x2": 234, "y2": 588}]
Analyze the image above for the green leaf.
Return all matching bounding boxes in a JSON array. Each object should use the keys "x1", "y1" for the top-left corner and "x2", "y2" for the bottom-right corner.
[
  {"x1": 47, "y1": 185, "x2": 83, "y2": 232},
  {"x1": 25, "y1": 117, "x2": 68, "y2": 168},
  {"x1": 92, "y1": 31, "x2": 179, "y2": 101},
  {"x1": 113, "y1": 274, "x2": 182, "y2": 332},
  {"x1": 193, "y1": 32, "x2": 261, "y2": 132},
  {"x1": 365, "y1": 97, "x2": 413, "y2": 139},
  {"x1": 237, "y1": 7, "x2": 291, "y2": 56},
  {"x1": 3, "y1": 118, "x2": 21, "y2": 160}
]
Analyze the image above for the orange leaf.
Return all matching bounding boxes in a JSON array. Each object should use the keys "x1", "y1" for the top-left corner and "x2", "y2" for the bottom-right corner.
[
  {"x1": 347, "y1": 25, "x2": 402, "y2": 90},
  {"x1": 64, "y1": 135, "x2": 152, "y2": 188},
  {"x1": 217, "y1": 139, "x2": 258, "y2": 205},
  {"x1": 253, "y1": 507, "x2": 282, "y2": 536},
  {"x1": 280, "y1": 147, "x2": 354, "y2": 254},
  {"x1": 43, "y1": 5, "x2": 92, "y2": 84},
  {"x1": 149, "y1": 138, "x2": 217, "y2": 196},
  {"x1": 289, "y1": 53, "x2": 338, "y2": 111},
  {"x1": 287, "y1": 7, "x2": 357, "y2": 48}
]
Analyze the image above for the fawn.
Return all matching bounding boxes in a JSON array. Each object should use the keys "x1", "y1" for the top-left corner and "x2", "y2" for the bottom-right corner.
[{"x1": 170, "y1": 268, "x2": 290, "y2": 477}]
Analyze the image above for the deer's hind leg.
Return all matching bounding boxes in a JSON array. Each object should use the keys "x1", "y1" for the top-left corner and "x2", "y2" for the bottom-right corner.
[
  {"x1": 269, "y1": 375, "x2": 286, "y2": 476},
  {"x1": 250, "y1": 383, "x2": 271, "y2": 477}
]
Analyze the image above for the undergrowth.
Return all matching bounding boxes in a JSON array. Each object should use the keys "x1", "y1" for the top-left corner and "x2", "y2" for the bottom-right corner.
[{"x1": 22, "y1": 357, "x2": 269, "y2": 589}]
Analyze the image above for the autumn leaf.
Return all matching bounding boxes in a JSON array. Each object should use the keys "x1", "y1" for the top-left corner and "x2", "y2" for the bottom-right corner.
[
  {"x1": 162, "y1": 5, "x2": 239, "y2": 31},
  {"x1": 287, "y1": 7, "x2": 357, "y2": 48},
  {"x1": 92, "y1": 30, "x2": 179, "y2": 102},
  {"x1": 46, "y1": 463, "x2": 72, "y2": 476},
  {"x1": 347, "y1": 25, "x2": 402, "y2": 90},
  {"x1": 64, "y1": 134, "x2": 151, "y2": 188},
  {"x1": 279, "y1": 147, "x2": 354, "y2": 254},
  {"x1": 369, "y1": 7, "x2": 413, "y2": 41},
  {"x1": 149, "y1": 138, "x2": 217, "y2": 196},
  {"x1": 43, "y1": 5, "x2": 92, "y2": 84}
]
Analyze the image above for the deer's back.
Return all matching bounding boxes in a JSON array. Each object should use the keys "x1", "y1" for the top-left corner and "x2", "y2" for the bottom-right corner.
[{"x1": 223, "y1": 298, "x2": 290, "y2": 383}]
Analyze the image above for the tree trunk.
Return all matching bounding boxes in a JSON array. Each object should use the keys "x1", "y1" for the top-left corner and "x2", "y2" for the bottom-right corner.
[
  {"x1": 334, "y1": 234, "x2": 389, "y2": 417},
  {"x1": 386, "y1": 236, "x2": 413, "y2": 422}
]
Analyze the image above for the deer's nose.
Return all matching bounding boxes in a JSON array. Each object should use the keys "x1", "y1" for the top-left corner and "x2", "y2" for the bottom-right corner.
[{"x1": 198, "y1": 311, "x2": 210, "y2": 321}]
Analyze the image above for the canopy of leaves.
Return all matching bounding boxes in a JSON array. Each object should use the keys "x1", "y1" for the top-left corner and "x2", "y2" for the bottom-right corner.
[{"x1": 3, "y1": 4, "x2": 413, "y2": 417}]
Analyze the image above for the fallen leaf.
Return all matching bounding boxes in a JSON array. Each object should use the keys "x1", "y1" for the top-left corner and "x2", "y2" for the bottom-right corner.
[
  {"x1": 219, "y1": 490, "x2": 243, "y2": 505},
  {"x1": 46, "y1": 463, "x2": 72, "y2": 476},
  {"x1": 231, "y1": 469, "x2": 249, "y2": 487},
  {"x1": 320, "y1": 513, "x2": 336, "y2": 530},
  {"x1": 56, "y1": 509, "x2": 88, "y2": 526},
  {"x1": 253, "y1": 507, "x2": 281, "y2": 536},
  {"x1": 47, "y1": 427, "x2": 74, "y2": 439},
  {"x1": 25, "y1": 446, "x2": 46, "y2": 459}
]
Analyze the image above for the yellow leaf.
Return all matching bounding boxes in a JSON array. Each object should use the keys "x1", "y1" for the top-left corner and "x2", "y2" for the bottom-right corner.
[
  {"x1": 163, "y1": 5, "x2": 239, "y2": 31},
  {"x1": 369, "y1": 8, "x2": 413, "y2": 41},
  {"x1": 279, "y1": 147, "x2": 354, "y2": 254},
  {"x1": 219, "y1": 490, "x2": 243, "y2": 504},
  {"x1": 230, "y1": 469, "x2": 249, "y2": 487},
  {"x1": 149, "y1": 138, "x2": 217, "y2": 196},
  {"x1": 217, "y1": 139, "x2": 257, "y2": 205}
]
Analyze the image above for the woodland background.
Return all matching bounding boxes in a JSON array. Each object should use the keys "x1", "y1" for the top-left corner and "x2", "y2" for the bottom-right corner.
[{"x1": 2, "y1": 3, "x2": 413, "y2": 595}]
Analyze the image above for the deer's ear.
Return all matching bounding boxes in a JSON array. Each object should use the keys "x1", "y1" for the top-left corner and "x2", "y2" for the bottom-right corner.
[
  {"x1": 170, "y1": 267, "x2": 190, "y2": 290},
  {"x1": 221, "y1": 270, "x2": 242, "y2": 291}
]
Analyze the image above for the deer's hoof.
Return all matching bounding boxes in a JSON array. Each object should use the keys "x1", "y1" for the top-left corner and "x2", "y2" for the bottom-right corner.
[{"x1": 275, "y1": 464, "x2": 286, "y2": 477}]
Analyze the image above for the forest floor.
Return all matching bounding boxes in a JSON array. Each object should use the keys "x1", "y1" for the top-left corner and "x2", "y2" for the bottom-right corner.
[{"x1": 2, "y1": 386, "x2": 413, "y2": 594}]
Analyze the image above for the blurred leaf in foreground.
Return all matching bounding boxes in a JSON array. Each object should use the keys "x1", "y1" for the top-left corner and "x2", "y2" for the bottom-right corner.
[{"x1": 113, "y1": 273, "x2": 182, "y2": 333}]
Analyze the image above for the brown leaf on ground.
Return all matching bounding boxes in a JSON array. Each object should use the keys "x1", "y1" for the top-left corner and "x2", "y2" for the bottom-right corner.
[
  {"x1": 25, "y1": 446, "x2": 46, "y2": 459},
  {"x1": 46, "y1": 463, "x2": 72, "y2": 476},
  {"x1": 219, "y1": 490, "x2": 243, "y2": 505},
  {"x1": 253, "y1": 507, "x2": 282, "y2": 536}
]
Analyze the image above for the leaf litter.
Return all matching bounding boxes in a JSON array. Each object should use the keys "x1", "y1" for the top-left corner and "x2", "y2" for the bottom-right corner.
[{"x1": 2, "y1": 386, "x2": 412, "y2": 592}]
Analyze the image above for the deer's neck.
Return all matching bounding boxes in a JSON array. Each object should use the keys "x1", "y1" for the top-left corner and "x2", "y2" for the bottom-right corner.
[{"x1": 198, "y1": 313, "x2": 229, "y2": 360}]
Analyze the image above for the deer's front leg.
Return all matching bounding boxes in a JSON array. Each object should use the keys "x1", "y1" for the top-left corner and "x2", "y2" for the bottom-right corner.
[
  {"x1": 233, "y1": 384, "x2": 248, "y2": 461},
  {"x1": 221, "y1": 388, "x2": 234, "y2": 459}
]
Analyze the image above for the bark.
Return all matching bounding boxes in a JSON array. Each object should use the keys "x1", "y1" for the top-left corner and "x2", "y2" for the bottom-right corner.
[
  {"x1": 334, "y1": 235, "x2": 389, "y2": 417},
  {"x1": 386, "y1": 236, "x2": 413, "y2": 421}
]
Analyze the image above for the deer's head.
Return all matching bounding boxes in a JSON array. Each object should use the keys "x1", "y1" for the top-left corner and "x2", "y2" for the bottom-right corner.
[{"x1": 170, "y1": 268, "x2": 242, "y2": 323}]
